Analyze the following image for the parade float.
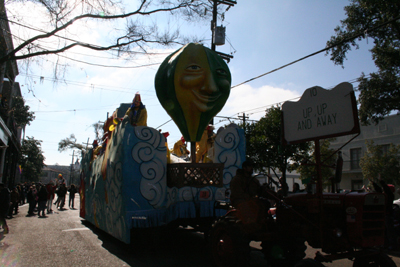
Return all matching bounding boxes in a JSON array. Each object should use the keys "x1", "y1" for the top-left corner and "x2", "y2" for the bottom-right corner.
[{"x1": 79, "y1": 43, "x2": 245, "y2": 244}]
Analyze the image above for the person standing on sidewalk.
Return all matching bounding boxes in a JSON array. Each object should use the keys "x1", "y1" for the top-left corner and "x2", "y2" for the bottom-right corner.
[
  {"x1": 27, "y1": 185, "x2": 36, "y2": 216},
  {"x1": 0, "y1": 183, "x2": 10, "y2": 234},
  {"x1": 45, "y1": 181, "x2": 56, "y2": 213},
  {"x1": 57, "y1": 183, "x2": 67, "y2": 210},
  {"x1": 37, "y1": 184, "x2": 48, "y2": 217},
  {"x1": 8, "y1": 187, "x2": 19, "y2": 217},
  {"x1": 68, "y1": 184, "x2": 77, "y2": 209},
  {"x1": 22, "y1": 182, "x2": 28, "y2": 204},
  {"x1": 17, "y1": 184, "x2": 23, "y2": 205},
  {"x1": 32, "y1": 184, "x2": 38, "y2": 213},
  {"x1": 58, "y1": 174, "x2": 66, "y2": 185}
]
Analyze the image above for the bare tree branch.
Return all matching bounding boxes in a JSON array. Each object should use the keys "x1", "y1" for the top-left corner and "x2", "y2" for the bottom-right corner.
[{"x1": 0, "y1": 0, "x2": 209, "y2": 64}]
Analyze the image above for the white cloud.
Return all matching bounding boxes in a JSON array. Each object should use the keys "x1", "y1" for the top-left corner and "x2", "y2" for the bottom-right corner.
[{"x1": 220, "y1": 84, "x2": 300, "y2": 122}]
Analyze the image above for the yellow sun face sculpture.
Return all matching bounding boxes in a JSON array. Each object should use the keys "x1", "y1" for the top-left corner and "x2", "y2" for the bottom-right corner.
[{"x1": 155, "y1": 43, "x2": 231, "y2": 141}]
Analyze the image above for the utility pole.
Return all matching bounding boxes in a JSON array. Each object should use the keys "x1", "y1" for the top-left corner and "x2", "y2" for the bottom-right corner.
[
  {"x1": 211, "y1": 0, "x2": 218, "y2": 52},
  {"x1": 239, "y1": 113, "x2": 249, "y2": 125},
  {"x1": 209, "y1": 0, "x2": 236, "y2": 127},
  {"x1": 69, "y1": 150, "x2": 75, "y2": 186},
  {"x1": 210, "y1": 0, "x2": 237, "y2": 61}
]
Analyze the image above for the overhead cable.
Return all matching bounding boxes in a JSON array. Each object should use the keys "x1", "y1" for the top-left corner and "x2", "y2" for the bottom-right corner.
[
  {"x1": 10, "y1": 32, "x2": 163, "y2": 69},
  {"x1": 56, "y1": 53, "x2": 161, "y2": 69},
  {"x1": 229, "y1": 75, "x2": 369, "y2": 120},
  {"x1": 3, "y1": 17, "x2": 170, "y2": 56},
  {"x1": 232, "y1": 15, "x2": 400, "y2": 89}
]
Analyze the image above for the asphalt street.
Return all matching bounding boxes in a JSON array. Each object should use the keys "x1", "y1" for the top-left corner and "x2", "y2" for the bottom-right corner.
[
  {"x1": 1, "y1": 193, "x2": 218, "y2": 267},
  {"x1": 0, "y1": 194, "x2": 129, "y2": 267},
  {"x1": 1, "y1": 193, "x2": 400, "y2": 267}
]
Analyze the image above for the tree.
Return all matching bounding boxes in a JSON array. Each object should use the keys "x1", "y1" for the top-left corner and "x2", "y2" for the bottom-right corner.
[
  {"x1": 58, "y1": 134, "x2": 86, "y2": 153},
  {"x1": 326, "y1": 0, "x2": 400, "y2": 125},
  {"x1": 20, "y1": 136, "x2": 45, "y2": 181},
  {"x1": 245, "y1": 106, "x2": 311, "y2": 182},
  {"x1": 58, "y1": 122, "x2": 104, "y2": 156},
  {"x1": 92, "y1": 121, "x2": 104, "y2": 143},
  {"x1": 360, "y1": 140, "x2": 400, "y2": 186},
  {"x1": 296, "y1": 139, "x2": 337, "y2": 186},
  {"x1": 10, "y1": 95, "x2": 35, "y2": 127},
  {"x1": 2, "y1": 0, "x2": 217, "y2": 77}
]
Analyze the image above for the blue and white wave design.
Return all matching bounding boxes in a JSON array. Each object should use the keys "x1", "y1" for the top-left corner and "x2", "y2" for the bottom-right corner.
[{"x1": 81, "y1": 122, "x2": 245, "y2": 244}]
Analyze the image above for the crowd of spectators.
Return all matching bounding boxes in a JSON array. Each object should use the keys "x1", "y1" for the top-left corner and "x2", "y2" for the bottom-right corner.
[{"x1": 0, "y1": 174, "x2": 79, "y2": 235}]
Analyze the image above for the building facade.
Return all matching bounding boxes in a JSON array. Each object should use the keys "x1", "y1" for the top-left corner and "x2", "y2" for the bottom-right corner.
[
  {"x1": 42, "y1": 162, "x2": 81, "y2": 186},
  {"x1": 0, "y1": 3, "x2": 21, "y2": 187},
  {"x1": 41, "y1": 166, "x2": 66, "y2": 185},
  {"x1": 329, "y1": 114, "x2": 400, "y2": 194}
]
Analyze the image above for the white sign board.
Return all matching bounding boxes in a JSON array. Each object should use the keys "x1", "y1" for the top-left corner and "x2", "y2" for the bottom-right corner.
[{"x1": 282, "y1": 82, "x2": 359, "y2": 144}]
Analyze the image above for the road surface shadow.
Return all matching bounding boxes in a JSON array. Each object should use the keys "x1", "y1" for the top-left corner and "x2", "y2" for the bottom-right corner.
[
  {"x1": 81, "y1": 220, "x2": 269, "y2": 267},
  {"x1": 81, "y1": 220, "x2": 212, "y2": 267}
]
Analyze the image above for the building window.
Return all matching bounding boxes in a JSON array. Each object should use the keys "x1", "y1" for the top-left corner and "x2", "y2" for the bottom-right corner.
[
  {"x1": 351, "y1": 180, "x2": 363, "y2": 190},
  {"x1": 378, "y1": 124, "x2": 387, "y2": 132},
  {"x1": 379, "y1": 144, "x2": 390, "y2": 156},
  {"x1": 350, "y1": 148, "x2": 361, "y2": 170}
]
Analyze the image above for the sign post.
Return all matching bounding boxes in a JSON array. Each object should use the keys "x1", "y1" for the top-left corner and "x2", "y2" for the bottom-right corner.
[
  {"x1": 282, "y1": 82, "x2": 360, "y2": 249},
  {"x1": 282, "y1": 82, "x2": 360, "y2": 193}
]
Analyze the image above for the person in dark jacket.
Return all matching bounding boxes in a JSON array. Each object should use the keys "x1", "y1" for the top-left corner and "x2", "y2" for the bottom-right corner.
[
  {"x1": 27, "y1": 185, "x2": 36, "y2": 216},
  {"x1": 68, "y1": 184, "x2": 77, "y2": 209},
  {"x1": 37, "y1": 185, "x2": 48, "y2": 217},
  {"x1": 9, "y1": 187, "x2": 19, "y2": 217},
  {"x1": 0, "y1": 183, "x2": 10, "y2": 234},
  {"x1": 57, "y1": 183, "x2": 67, "y2": 210},
  {"x1": 16, "y1": 184, "x2": 23, "y2": 205}
]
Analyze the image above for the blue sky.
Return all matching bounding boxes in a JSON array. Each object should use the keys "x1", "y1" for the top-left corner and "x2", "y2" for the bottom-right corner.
[{"x1": 8, "y1": 0, "x2": 378, "y2": 166}]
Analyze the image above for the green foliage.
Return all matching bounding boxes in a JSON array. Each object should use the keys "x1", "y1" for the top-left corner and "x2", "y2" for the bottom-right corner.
[
  {"x1": 244, "y1": 106, "x2": 311, "y2": 180},
  {"x1": 10, "y1": 96, "x2": 35, "y2": 126},
  {"x1": 360, "y1": 140, "x2": 400, "y2": 186},
  {"x1": 20, "y1": 136, "x2": 45, "y2": 182},
  {"x1": 326, "y1": 0, "x2": 400, "y2": 125},
  {"x1": 296, "y1": 139, "x2": 337, "y2": 185},
  {"x1": 58, "y1": 134, "x2": 86, "y2": 153}
]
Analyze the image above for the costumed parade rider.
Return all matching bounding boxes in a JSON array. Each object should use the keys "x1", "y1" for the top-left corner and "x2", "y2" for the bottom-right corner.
[
  {"x1": 196, "y1": 125, "x2": 215, "y2": 163},
  {"x1": 173, "y1": 136, "x2": 190, "y2": 159},
  {"x1": 124, "y1": 92, "x2": 147, "y2": 127}
]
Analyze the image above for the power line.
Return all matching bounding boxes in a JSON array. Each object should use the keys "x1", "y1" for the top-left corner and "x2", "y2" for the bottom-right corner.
[
  {"x1": 55, "y1": 53, "x2": 162, "y2": 69},
  {"x1": 227, "y1": 75, "x2": 370, "y2": 121},
  {"x1": 10, "y1": 32, "x2": 164, "y2": 69},
  {"x1": 231, "y1": 15, "x2": 400, "y2": 89},
  {"x1": 4, "y1": 17, "x2": 171, "y2": 56},
  {"x1": 34, "y1": 119, "x2": 93, "y2": 125},
  {"x1": 18, "y1": 72, "x2": 156, "y2": 95},
  {"x1": 31, "y1": 105, "x2": 119, "y2": 113},
  {"x1": 9, "y1": 32, "x2": 168, "y2": 68},
  {"x1": 156, "y1": 119, "x2": 173, "y2": 129}
]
